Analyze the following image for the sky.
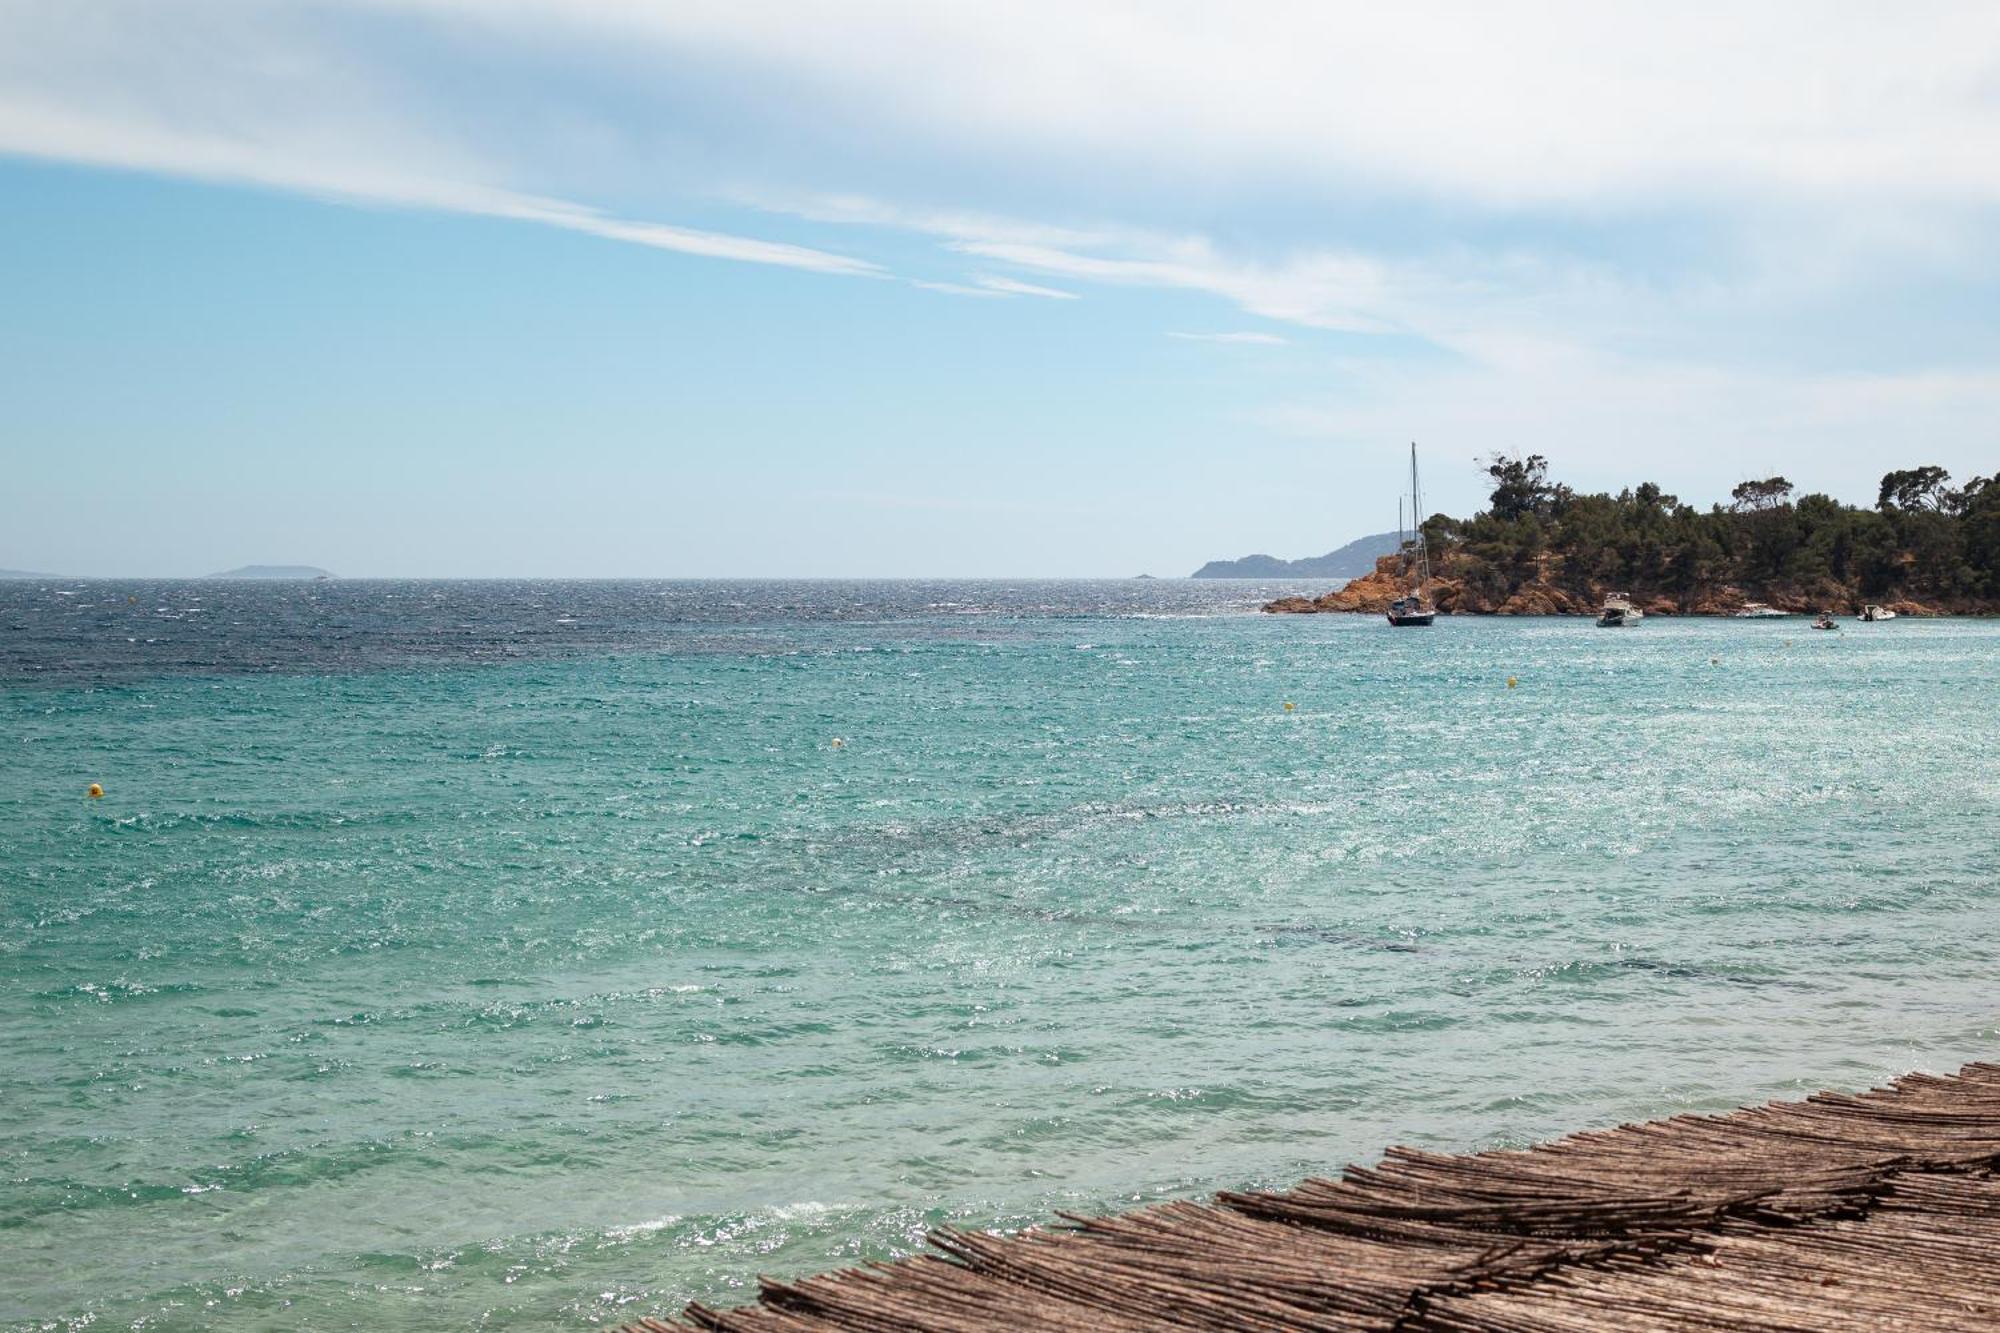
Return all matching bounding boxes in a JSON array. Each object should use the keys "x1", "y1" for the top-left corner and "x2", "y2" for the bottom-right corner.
[{"x1": 2, "y1": 2, "x2": 1998, "y2": 577}]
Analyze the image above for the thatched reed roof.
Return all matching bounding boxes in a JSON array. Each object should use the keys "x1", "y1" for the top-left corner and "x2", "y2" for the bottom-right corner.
[{"x1": 621, "y1": 1061, "x2": 2000, "y2": 1331}]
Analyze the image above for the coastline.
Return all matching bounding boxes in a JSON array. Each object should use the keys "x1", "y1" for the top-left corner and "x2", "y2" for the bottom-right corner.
[
  {"x1": 624, "y1": 1062, "x2": 2000, "y2": 1331},
  {"x1": 1264, "y1": 553, "x2": 1987, "y2": 617}
]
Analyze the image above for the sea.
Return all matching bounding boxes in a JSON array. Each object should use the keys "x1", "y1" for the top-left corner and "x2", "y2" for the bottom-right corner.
[{"x1": 2, "y1": 579, "x2": 1996, "y2": 1330}]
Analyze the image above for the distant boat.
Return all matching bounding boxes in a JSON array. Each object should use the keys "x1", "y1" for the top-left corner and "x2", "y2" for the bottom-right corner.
[
  {"x1": 1860, "y1": 604, "x2": 1896, "y2": 622},
  {"x1": 1386, "y1": 443, "x2": 1437, "y2": 627},
  {"x1": 1734, "y1": 603, "x2": 1791, "y2": 619},
  {"x1": 1596, "y1": 593, "x2": 1643, "y2": 628},
  {"x1": 1812, "y1": 611, "x2": 1839, "y2": 631}
]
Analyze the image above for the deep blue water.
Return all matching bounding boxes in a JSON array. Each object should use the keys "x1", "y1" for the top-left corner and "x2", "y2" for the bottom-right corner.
[{"x1": 2, "y1": 580, "x2": 1995, "y2": 1329}]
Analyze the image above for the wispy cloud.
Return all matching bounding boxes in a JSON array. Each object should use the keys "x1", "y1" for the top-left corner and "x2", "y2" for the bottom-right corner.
[
  {"x1": 912, "y1": 274, "x2": 1081, "y2": 300},
  {"x1": 505, "y1": 200, "x2": 881, "y2": 276},
  {"x1": 1170, "y1": 331, "x2": 1288, "y2": 346},
  {"x1": 949, "y1": 238, "x2": 1405, "y2": 335},
  {"x1": 910, "y1": 279, "x2": 1009, "y2": 298},
  {"x1": 0, "y1": 13, "x2": 881, "y2": 277},
  {"x1": 976, "y1": 275, "x2": 1078, "y2": 299}
]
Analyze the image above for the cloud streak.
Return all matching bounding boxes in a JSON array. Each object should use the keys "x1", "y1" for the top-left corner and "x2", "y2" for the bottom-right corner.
[
  {"x1": 0, "y1": 10, "x2": 881, "y2": 277},
  {"x1": 498, "y1": 199, "x2": 881, "y2": 276},
  {"x1": 911, "y1": 279, "x2": 1010, "y2": 298},
  {"x1": 976, "y1": 275, "x2": 1078, "y2": 299}
]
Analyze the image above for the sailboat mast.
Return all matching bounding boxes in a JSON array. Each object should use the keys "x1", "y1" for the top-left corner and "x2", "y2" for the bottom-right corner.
[{"x1": 1409, "y1": 442, "x2": 1429, "y2": 585}]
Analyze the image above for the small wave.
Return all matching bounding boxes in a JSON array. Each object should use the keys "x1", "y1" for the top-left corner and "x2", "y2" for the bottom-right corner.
[
  {"x1": 34, "y1": 978, "x2": 204, "y2": 1005},
  {"x1": 602, "y1": 1213, "x2": 684, "y2": 1242}
]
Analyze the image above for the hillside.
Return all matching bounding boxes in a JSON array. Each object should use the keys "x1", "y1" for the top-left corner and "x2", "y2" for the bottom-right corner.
[{"x1": 1192, "y1": 530, "x2": 1399, "y2": 579}]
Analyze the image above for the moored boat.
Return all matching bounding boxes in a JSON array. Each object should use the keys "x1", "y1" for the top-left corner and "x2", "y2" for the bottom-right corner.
[
  {"x1": 1386, "y1": 443, "x2": 1437, "y2": 627},
  {"x1": 1734, "y1": 602, "x2": 1791, "y2": 619},
  {"x1": 1812, "y1": 611, "x2": 1839, "y2": 630},
  {"x1": 1860, "y1": 604, "x2": 1896, "y2": 622},
  {"x1": 1596, "y1": 593, "x2": 1643, "y2": 628},
  {"x1": 1386, "y1": 595, "x2": 1435, "y2": 627}
]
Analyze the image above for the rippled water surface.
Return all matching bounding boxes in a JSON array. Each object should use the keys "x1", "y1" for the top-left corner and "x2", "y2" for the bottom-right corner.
[{"x1": 2, "y1": 581, "x2": 1996, "y2": 1329}]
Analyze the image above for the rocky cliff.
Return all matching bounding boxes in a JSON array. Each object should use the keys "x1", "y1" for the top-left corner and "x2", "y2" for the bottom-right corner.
[{"x1": 1264, "y1": 552, "x2": 1954, "y2": 616}]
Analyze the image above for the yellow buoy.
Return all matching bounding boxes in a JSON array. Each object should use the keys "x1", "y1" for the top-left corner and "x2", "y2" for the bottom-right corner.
[
  {"x1": 1283, "y1": 701, "x2": 1296, "y2": 712},
  {"x1": 87, "y1": 783, "x2": 104, "y2": 799},
  {"x1": 1506, "y1": 676, "x2": 1518, "y2": 689},
  {"x1": 830, "y1": 737, "x2": 845, "y2": 749}
]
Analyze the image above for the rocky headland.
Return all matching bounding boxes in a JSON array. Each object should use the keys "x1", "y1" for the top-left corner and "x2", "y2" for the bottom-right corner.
[
  {"x1": 1265, "y1": 552, "x2": 1957, "y2": 616},
  {"x1": 1265, "y1": 458, "x2": 1998, "y2": 618}
]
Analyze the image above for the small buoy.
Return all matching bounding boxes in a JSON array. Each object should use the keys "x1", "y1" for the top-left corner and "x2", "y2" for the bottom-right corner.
[
  {"x1": 1506, "y1": 676, "x2": 1518, "y2": 689},
  {"x1": 1283, "y1": 701, "x2": 1296, "y2": 712},
  {"x1": 87, "y1": 783, "x2": 103, "y2": 799},
  {"x1": 830, "y1": 737, "x2": 845, "y2": 749},
  {"x1": 1710, "y1": 656, "x2": 1720, "y2": 666}
]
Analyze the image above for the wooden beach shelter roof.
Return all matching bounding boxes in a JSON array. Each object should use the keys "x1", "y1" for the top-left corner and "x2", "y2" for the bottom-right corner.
[{"x1": 620, "y1": 1061, "x2": 2000, "y2": 1331}]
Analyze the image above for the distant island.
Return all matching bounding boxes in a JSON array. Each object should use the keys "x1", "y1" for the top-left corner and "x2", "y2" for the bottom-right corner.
[
  {"x1": 0, "y1": 568, "x2": 60, "y2": 579},
  {"x1": 1192, "y1": 530, "x2": 1399, "y2": 579},
  {"x1": 207, "y1": 565, "x2": 335, "y2": 579},
  {"x1": 1269, "y1": 459, "x2": 2000, "y2": 616}
]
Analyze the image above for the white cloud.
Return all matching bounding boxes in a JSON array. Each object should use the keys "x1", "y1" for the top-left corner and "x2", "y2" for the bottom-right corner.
[
  {"x1": 13, "y1": 4, "x2": 1999, "y2": 245},
  {"x1": 348, "y1": 0, "x2": 2000, "y2": 207},
  {"x1": 912, "y1": 275, "x2": 1080, "y2": 300},
  {"x1": 500, "y1": 200, "x2": 881, "y2": 276},
  {"x1": 975, "y1": 275, "x2": 1077, "y2": 299},
  {"x1": 950, "y1": 238, "x2": 1407, "y2": 334},
  {"x1": 1170, "y1": 332, "x2": 1289, "y2": 346},
  {"x1": 0, "y1": 6, "x2": 880, "y2": 277},
  {"x1": 910, "y1": 279, "x2": 1008, "y2": 298}
]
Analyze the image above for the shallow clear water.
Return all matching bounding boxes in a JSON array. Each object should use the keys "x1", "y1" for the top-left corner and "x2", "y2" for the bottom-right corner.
[{"x1": 2, "y1": 582, "x2": 1996, "y2": 1330}]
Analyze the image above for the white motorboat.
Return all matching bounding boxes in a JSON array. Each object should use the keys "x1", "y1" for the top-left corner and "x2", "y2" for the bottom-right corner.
[
  {"x1": 1597, "y1": 593, "x2": 1643, "y2": 628},
  {"x1": 1733, "y1": 603, "x2": 1791, "y2": 619},
  {"x1": 1860, "y1": 604, "x2": 1897, "y2": 622}
]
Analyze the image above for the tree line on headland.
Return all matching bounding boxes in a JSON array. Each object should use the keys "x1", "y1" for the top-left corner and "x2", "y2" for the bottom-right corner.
[{"x1": 1268, "y1": 457, "x2": 2000, "y2": 615}]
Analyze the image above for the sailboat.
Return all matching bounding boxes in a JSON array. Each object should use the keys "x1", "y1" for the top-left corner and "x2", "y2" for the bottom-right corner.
[{"x1": 1387, "y1": 443, "x2": 1437, "y2": 627}]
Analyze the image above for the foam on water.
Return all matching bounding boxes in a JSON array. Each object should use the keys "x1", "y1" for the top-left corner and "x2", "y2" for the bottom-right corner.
[{"x1": 1, "y1": 581, "x2": 1996, "y2": 1329}]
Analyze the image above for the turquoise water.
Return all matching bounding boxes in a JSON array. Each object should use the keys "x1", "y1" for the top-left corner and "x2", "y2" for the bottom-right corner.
[{"x1": 3, "y1": 584, "x2": 1997, "y2": 1329}]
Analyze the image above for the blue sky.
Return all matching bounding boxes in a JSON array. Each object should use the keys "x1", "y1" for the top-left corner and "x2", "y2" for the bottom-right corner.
[{"x1": 3, "y1": 3, "x2": 1998, "y2": 577}]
